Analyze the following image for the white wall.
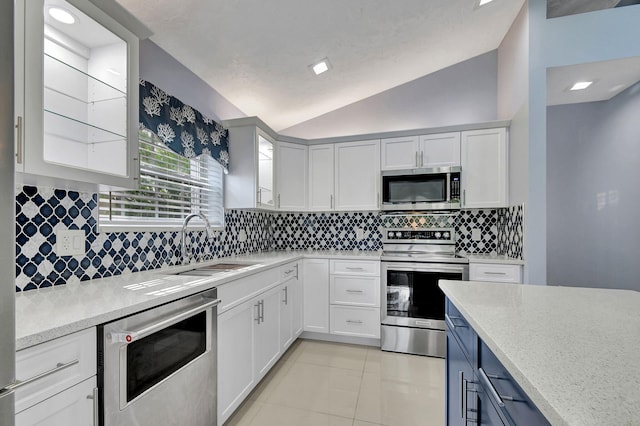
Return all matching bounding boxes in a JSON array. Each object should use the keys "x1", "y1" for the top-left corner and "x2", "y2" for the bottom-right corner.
[{"x1": 279, "y1": 51, "x2": 499, "y2": 140}]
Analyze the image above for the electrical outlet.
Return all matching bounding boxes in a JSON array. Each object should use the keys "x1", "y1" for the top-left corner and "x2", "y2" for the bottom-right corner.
[
  {"x1": 57, "y1": 230, "x2": 85, "y2": 256},
  {"x1": 471, "y1": 228, "x2": 482, "y2": 241},
  {"x1": 355, "y1": 228, "x2": 365, "y2": 241},
  {"x1": 238, "y1": 229, "x2": 247, "y2": 242}
]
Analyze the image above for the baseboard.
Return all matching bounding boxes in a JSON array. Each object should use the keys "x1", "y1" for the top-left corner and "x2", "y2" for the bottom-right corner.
[{"x1": 300, "y1": 331, "x2": 381, "y2": 348}]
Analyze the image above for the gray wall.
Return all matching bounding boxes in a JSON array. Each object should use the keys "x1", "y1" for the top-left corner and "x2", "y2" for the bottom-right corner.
[
  {"x1": 139, "y1": 40, "x2": 246, "y2": 123},
  {"x1": 547, "y1": 82, "x2": 640, "y2": 290},
  {"x1": 279, "y1": 50, "x2": 499, "y2": 139}
]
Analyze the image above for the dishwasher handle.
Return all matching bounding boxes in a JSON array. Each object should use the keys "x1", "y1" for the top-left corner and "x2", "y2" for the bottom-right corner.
[{"x1": 110, "y1": 297, "x2": 221, "y2": 344}]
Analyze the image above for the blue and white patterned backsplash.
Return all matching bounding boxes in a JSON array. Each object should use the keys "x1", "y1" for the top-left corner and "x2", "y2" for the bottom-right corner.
[{"x1": 15, "y1": 185, "x2": 524, "y2": 292}]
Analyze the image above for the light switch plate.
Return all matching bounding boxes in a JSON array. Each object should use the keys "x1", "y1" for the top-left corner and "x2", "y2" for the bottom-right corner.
[
  {"x1": 355, "y1": 228, "x2": 364, "y2": 241},
  {"x1": 57, "y1": 230, "x2": 85, "y2": 256},
  {"x1": 471, "y1": 228, "x2": 482, "y2": 241},
  {"x1": 238, "y1": 229, "x2": 247, "y2": 242}
]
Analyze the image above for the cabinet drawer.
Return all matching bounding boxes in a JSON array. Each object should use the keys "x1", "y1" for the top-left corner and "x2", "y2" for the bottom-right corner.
[
  {"x1": 478, "y1": 341, "x2": 550, "y2": 425},
  {"x1": 15, "y1": 328, "x2": 96, "y2": 414},
  {"x1": 330, "y1": 275, "x2": 379, "y2": 306},
  {"x1": 445, "y1": 299, "x2": 476, "y2": 367},
  {"x1": 15, "y1": 377, "x2": 97, "y2": 426},
  {"x1": 217, "y1": 268, "x2": 280, "y2": 313},
  {"x1": 330, "y1": 306, "x2": 380, "y2": 338},
  {"x1": 281, "y1": 262, "x2": 299, "y2": 282},
  {"x1": 330, "y1": 259, "x2": 380, "y2": 275},
  {"x1": 469, "y1": 263, "x2": 522, "y2": 283}
]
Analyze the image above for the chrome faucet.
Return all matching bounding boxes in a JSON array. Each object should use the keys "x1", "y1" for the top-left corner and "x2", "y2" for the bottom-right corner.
[{"x1": 180, "y1": 212, "x2": 211, "y2": 264}]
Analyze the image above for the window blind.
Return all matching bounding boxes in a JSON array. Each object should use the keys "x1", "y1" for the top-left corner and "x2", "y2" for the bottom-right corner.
[{"x1": 99, "y1": 129, "x2": 224, "y2": 230}]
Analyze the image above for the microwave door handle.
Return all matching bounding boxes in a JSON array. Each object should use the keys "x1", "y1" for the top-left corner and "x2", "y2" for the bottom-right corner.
[{"x1": 110, "y1": 298, "x2": 221, "y2": 343}]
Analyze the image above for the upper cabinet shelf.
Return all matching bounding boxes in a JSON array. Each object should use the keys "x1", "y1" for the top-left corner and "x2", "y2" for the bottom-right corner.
[{"x1": 15, "y1": 0, "x2": 139, "y2": 190}]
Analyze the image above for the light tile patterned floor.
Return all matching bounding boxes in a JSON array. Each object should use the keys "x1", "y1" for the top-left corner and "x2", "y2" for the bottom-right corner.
[{"x1": 225, "y1": 339, "x2": 445, "y2": 426}]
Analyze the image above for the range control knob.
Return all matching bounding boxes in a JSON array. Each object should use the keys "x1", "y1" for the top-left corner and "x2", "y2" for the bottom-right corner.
[
  {"x1": 387, "y1": 231, "x2": 395, "y2": 239},
  {"x1": 443, "y1": 232, "x2": 450, "y2": 239},
  {"x1": 435, "y1": 232, "x2": 442, "y2": 239},
  {"x1": 395, "y1": 232, "x2": 402, "y2": 238}
]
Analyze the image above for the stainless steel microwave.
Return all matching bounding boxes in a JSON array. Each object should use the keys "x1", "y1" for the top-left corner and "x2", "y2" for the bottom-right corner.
[{"x1": 381, "y1": 166, "x2": 461, "y2": 211}]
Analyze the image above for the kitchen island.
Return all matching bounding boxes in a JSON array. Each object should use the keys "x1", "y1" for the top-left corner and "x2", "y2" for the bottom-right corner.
[{"x1": 439, "y1": 279, "x2": 640, "y2": 426}]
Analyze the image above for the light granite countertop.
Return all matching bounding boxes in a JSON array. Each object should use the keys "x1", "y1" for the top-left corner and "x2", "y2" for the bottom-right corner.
[
  {"x1": 465, "y1": 254, "x2": 524, "y2": 265},
  {"x1": 439, "y1": 280, "x2": 640, "y2": 426},
  {"x1": 15, "y1": 250, "x2": 380, "y2": 350}
]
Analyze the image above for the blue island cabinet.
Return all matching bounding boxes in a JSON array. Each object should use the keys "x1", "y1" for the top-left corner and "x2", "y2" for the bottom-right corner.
[{"x1": 445, "y1": 298, "x2": 550, "y2": 426}]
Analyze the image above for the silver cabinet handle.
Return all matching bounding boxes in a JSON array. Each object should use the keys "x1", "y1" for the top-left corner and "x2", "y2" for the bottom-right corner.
[
  {"x1": 294, "y1": 263, "x2": 299, "y2": 279},
  {"x1": 459, "y1": 371, "x2": 465, "y2": 419},
  {"x1": 255, "y1": 302, "x2": 261, "y2": 324},
  {"x1": 415, "y1": 151, "x2": 419, "y2": 167},
  {"x1": 259, "y1": 300, "x2": 264, "y2": 323},
  {"x1": 8, "y1": 359, "x2": 80, "y2": 391},
  {"x1": 284, "y1": 268, "x2": 295, "y2": 275},
  {"x1": 346, "y1": 320, "x2": 363, "y2": 324},
  {"x1": 257, "y1": 188, "x2": 262, "y2": 204},
  {"x1": 478, "y1": 368, "x2": 505, "y2": 408},
  {"x1": 420, "y1": 151, "x2": 424, "y2": 167},
  {"x1": 278, "y1": 194, "x2": 281, "y2": 208},
  {"x1": 446, "y1": 314, "x2": 468, "y2": 329},
  {"x1": 345, "y1": 267, "x2": 364, "y2": 271},
  {"x1": 345, "y1": 289, "x2": 363, "y2": 294},
  {"x1": 15, "y1": 116, "x2": 23, "y2": 164},
  {"x1": 484, "y1": 271, "x2": 507, "y2": 276},
  {"x1": 87, "y1": 387, "x2": 99, "y2": 426},
  {"x1": 283, "y1": 286, "x2": 288, "y2": 304}
]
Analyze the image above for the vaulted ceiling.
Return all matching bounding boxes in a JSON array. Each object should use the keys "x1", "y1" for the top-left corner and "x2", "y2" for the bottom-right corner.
[{"x1": 115, "y1": 0, "x2": 525, "y2": 131}]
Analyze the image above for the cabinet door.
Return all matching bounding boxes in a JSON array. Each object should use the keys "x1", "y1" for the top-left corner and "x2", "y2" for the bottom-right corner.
[
  {"x1": 15, "y1": 377, "x2": 97, "y2": 426},
  {"x1": 218, "y1": 299, "x2": 256, "y2": 424},
  {"x1": 380, "y1": 136, "x2": 419, "y2": 170},
  {"x1": 279, "y1": 282, "x2": 294, "y2": 350},
  {"x1": 276, "y1": 141, "x2": 307, "y2": 211},
  {"x1": 290, "y1": 264, "x2": 304, "y2": 337},
  {"x1": 446, "y1": 333, "x2": 476, "y2": 426},
  {"x1": 254, "y1": 285, "x2": 282, "y2": 380},
  {"x1": 334, "y1": 140, "x2": 380, "y2": 211},
  {"x1": 19, "y1": 0, "x2": 139, "y2": 190},
  {"x1": 461, "y1": 128, "x2": 508, "y2": 208},
  {"x1": 303, "y1": 259, "x2": 329, "y2": 333},
  {"x1": 419, "y1": 132, "x2": 461, "y2": 168},
  {"x1": 308, "y1": 144, "x2": 335, "y2": 211},
  {"x1": 257, "y1": 134, "x2": 275, "y2": 208}
]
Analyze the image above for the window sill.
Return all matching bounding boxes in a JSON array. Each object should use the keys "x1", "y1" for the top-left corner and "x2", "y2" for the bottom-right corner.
[{"x1": 98, "y1": 223, "x2": 224, "y2": 233}]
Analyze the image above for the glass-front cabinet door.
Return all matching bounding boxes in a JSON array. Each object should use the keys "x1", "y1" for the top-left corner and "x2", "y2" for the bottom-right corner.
[{"x1": 16, "y1": 0, "x2": 139, "y2": 190}]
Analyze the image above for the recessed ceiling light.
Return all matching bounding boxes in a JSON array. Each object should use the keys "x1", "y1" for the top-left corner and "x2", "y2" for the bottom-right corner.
[
  {"x1": 478, "y1": 0, "x2": 494, "y2": 6},
  {"x1": 48, "y1": 7, "x2": 76, "y2": 25},
  {"x1": 311, "y1": 58, "x2": 331, "y2": 76},
  {"x1": 570, "y1": 81, "x2": 593, "y2": 91}
]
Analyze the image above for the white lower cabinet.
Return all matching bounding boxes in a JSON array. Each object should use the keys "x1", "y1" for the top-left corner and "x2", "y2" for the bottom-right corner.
[
  {"x1": 303, "y1": 258, "x2": 330, "y2": 333},
  {"x1": 14, "y1": 328, "x2": 97, "y2": 426},
  {"x1": 330, "y1": 306, "x2": 380, "y2": 338},
  {"x1": 218, "y1": 262, "x2": 303, "y2": 425},
  {"x1": 469, "y1": 262, "x2": 522, "y2": 283}
]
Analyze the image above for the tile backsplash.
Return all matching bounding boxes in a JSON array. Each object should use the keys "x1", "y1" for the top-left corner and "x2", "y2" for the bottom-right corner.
[{"x1": 15, "y1": 185, "x2": 525, "y2": 292}]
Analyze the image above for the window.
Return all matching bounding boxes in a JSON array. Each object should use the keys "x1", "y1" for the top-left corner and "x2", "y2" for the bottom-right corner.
[{"x1": 99, "y1": 129, "x2": 224, "y2": 230}]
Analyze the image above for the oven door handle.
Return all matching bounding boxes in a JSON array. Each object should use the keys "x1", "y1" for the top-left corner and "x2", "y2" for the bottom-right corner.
[
  {"x1": 383, "y1": 263, "x2": 467, "y2": 274},
  {"x1": 110, "y1": 298, "x2": 221, "y2": 344}
]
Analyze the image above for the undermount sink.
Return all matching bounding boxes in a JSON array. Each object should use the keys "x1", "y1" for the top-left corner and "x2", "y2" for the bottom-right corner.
[{"x1": 171, "y1": 262, "x2": 259, "y2": 276}]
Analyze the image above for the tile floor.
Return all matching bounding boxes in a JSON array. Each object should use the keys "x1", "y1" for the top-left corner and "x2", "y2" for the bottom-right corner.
[{"x1": 225, "y1": 339, "x2": 445, "y2": 426}]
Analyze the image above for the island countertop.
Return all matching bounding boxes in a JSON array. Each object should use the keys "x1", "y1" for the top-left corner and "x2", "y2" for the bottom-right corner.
[{"x1": 439, "y1": 280, "x2": 640, "y2": 426}]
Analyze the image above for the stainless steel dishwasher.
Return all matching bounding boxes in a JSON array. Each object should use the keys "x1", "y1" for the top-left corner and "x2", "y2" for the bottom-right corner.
[{"x1": 99, "y1": 288, "x2": 220, "y2": 426}]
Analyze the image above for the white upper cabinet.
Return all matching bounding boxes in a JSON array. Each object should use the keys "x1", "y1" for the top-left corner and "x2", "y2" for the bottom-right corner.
[
  {"x1": 460, "y1": 128, "x2": 508, "y2": 208},
  {"x1": 334, "y1": 140, "x2": 380, "y2": 211},
  {"x1": 15, "y1": 0, "x2": 139, "y2": 190},
  {"x1": 419, "y1": 132, "x2": 461, "y2": 168},
  {"x1": 381, "y1": 132, "x2": 460, "y2": 170},
  {"x1": 275, "y1": 141, "x2": 307, "y2": 211},
  {"x1": 307, "y1": 144, "x2": 335, "y2": 211},
  {"x1": 380, "y1": 136, "x2": 419, "y2": 170},
  {"x1": 225, "y1": 125, "x2": 276, "y2": 210}
]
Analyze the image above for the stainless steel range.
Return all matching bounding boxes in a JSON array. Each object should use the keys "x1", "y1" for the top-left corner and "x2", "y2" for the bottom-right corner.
[{"x1": 381, "y1": 227, "x2": 468, "y2": 357}]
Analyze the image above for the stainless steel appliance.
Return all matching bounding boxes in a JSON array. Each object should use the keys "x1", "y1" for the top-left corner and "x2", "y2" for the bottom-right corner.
[
  {"x1": 381, "y1": 166, "x2": 461, "y2": 211},
  {"x1": 1, "y1": 2, "x2": 16, "y2": 424},
  {"x1": 99, "y1": 288, "x2": 220, "y2": 426},
  {"x1": 381, "y1": 227, "x2": 468, "y2": 357}
]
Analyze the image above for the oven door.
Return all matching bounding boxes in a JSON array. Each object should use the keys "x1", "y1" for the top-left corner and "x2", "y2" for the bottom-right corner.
[{"x1": 381, "y1": 261, "x2": 468, "y2": 330}]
